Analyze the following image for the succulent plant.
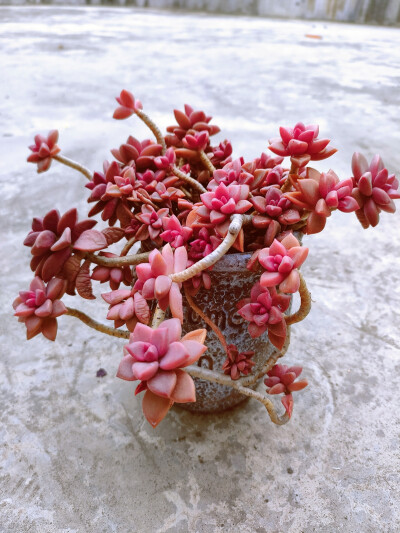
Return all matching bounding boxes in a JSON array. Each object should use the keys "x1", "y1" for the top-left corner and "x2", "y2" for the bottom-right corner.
[
  {"x1": 13, "y1": 277, "x2": 67, "y2": 340},
  {"x1": 14, "y1": 89, "x2": 399, "y2": 428}
]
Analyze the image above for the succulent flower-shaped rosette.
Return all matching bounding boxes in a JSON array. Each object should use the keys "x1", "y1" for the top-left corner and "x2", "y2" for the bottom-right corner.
[{"x1": 14, "y1": 89, "x2": 399, "y2": 428}]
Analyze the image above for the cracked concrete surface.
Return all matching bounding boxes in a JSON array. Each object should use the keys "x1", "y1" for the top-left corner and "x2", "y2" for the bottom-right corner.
[{"x1": 0, "y1": 7, "x2": 399, "y2": 532}]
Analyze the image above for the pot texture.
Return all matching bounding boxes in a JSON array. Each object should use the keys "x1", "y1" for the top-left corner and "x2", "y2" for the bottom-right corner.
[{"x1": 179, "y1": 253, "x2": 287, "y2": 413}]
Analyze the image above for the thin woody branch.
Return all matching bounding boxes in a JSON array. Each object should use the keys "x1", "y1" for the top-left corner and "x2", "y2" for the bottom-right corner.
[
  {"x1": 85, "y1": 251, "x2": 151, "y2": 267},
  {"x1": 121, "y1": 236, "x2": 138, "y2": 257},
  {"x1": 134, "y1": 108, "x2": 167, "y2": 154},
  {"x1": 184, "y1": 287, "x2": 229, "y2": 354},
  {"x1": 171, "y1": 165, "x2": 207, "y2": 194},
  {"x1": 280, "y1": 163, "x2": 299, "y2": 193},
  {"x1": 199, "y1": 149, "x2": 216, "y2": 174},
  {"x1": 170, "y1": 214, "x2": 244, "y2": 283},
  {"x1": 53, "y1": 154, "x2": 92, "y2": 181},
  {"x1": 151, "y1": 305, "x2": 166, "y2": 328},
  {"x1": 185, "y1": 365, "x2": 290, "y2": 425},
  {"x1": 66, "y1": 307, "x2": 130, "y2": 339}
]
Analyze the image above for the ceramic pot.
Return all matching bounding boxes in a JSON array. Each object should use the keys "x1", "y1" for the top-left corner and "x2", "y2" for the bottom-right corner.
[{"x1": 179, "y1": 253, "x2": 288, "y2": 413}]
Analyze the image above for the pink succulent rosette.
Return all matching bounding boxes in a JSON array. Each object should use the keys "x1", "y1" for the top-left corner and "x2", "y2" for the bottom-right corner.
[
  {"x1": 134, "y1": 244, "x2": 188, "y2": 322},
  {"x1": 27, "y1": 130, "x2": 61, "y2": 173},
  {"x1": 351, "y1": 152, "x2": 400, "y2": 228},
  {"x1": 265, "y1": 364, "x2": 308, "y2": 418},
  {"x1": 237, "y1": 283, "x2": 291, "y2": 350},
  {"x1": 154, "y1": 147, "x2": 177, "y2": 170},
  {"x1": 251, "y1": 187, "x2": 301, "y2": 226},
  {"x1": 257, "y1": 233, "x2": 309, "y2": 294},
  {"x1": 209, "y1": 140, "x2": 233, "y2": 167},
  {"x1": 188, "y1": 227, "x2": 221, "y2": 261},
  {"x1": 284, "y1": 168, "x2": 359, "y2": 234},
  {"x1": 166, "y1": 104, "x2": 220, "y2": 148},
  {"x1": 269, "y1": 122, "x2": 336, "y2": 165},
  {"x1": 182, "y1": 130, "x2": 209, "y2": 151},
  {"x1": 208, "y1": 158, "x2": 254, "y2": 190},
  {"x1": 160, "y1": 215, "x2": 193, "y2": 248},
  {"x1": 136, "y1": 205, "x2": 170, "y2": 243},
  {"x1": 117, "y1": 319, "x2": 207, "y2": 427},
  {"x1": 101, "y1": 288, "x2": 150, "y2": 331},
  {"x1": 13, "y1": 277, "x2": 67, "y2": 341},
  {"x1": 199, "y1": 183, "x2": 253, "y2": 226}
]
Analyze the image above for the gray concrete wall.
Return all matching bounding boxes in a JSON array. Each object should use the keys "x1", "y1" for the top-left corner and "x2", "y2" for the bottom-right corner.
[{"x1": 2, "y1": 0, "x2": 400, "y2": 24}]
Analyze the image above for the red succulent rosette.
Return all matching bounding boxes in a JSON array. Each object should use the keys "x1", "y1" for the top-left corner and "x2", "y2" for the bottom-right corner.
[
  {"x1": 222, "y1": 344, "x2": 255, "y2": 380},
  {"x1": 27, "y1": 130, "x2": 61, "y2": 173},
  {"x1": 351, "y1": 152, "x2": 399, "y2": 228},
  {"x1": 265, "y1": 364, "x2": 308, "y2": 418},
  {"x1": 111, "y1": 136, "x2": 163, "y2": 170},
  {"x1": 113, "y1": 90, "x2": 143, "y2": 120},
  {"x1": 24, "y1": 208, "x2": 106, "y2": 282}
]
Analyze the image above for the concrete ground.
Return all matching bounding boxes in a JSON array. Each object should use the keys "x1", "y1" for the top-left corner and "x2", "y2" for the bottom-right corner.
[{"x1": 0, "y1": 6, "x2": 399, "y2": 532}]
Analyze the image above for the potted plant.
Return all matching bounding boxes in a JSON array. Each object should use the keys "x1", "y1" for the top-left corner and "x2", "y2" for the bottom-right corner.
[{"x1": 14, "y1": 90, "x2": 399, "y2": 428}]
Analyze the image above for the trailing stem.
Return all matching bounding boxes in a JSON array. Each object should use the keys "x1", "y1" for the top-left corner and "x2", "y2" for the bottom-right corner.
[
  {"x1": 239, "y1": 330, "x2": 291, "y2": 388},
  {"x1": 184, "y1": 287, "x2": 229, "y2": 355},
  {"x1": 85, "y1": 251, "x2": 151, "y2": 267},
  {"x1": 199, "y1": 150, "x2": 216, "y2": 174},
  {"x1": 170, "y1": 214, "x2": 244, "y2": 283},
  {"x1": 280, "y1": 163, "x2": 299, "y2": 193},
  {"x1": 65, "y1": 307, "x2": 130, "y2": 339},
  {"x1": 171, "y1": 165, "x2": 207, "y2": 194},
  {"x1": 53, "y1": 154, "x2": 92, "y2": 181},
  {"x1": 151, "y1": 305, "x2": 166, "y2": 328},
  {"x1": 285, "y1": 273, "x2": 311, "y2": 325},
  {"x1": 185, "y1": 365, "x2": 290, "y2": 425},
  {"x1": 121, "y1": 236, "x2": 138, "y2": 256},
  {"x1": 134, "y1": 108, "x2": 167, "y2": 153}
]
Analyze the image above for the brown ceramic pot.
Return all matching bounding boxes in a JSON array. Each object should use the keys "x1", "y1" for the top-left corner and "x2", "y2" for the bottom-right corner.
[{"x1": 179, "y1": 253, "x2": 288, "y2": 413}]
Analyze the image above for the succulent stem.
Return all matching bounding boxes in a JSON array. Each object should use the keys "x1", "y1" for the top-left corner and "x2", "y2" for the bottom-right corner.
[
  {"x1": 170, "y1": 214, "x2": 244, "y2": 283},
  {"x1": 151, "y1": 305, "x2": 166, "y2": 328},
  {"x1": 280, "y1": 163, "x2": 298, "y2": 193},
  {"x1": 171, "y1": 165, "x2": 207, "y2": 194},
  {"x1": 85, "y1": 251, "x2": 151, "y2": 267},
  {"x1": 121, "y1": 236, "x2": 138, "y2": 257},
  {"x1": 199, "y1": 150, "x2": 216, "y2": 174},
  {"x1": 53, "y1": 154, "x2": 92, "y2": 181},
  {"x1": 285, "y1": 273, "x2": 312, "y2": 325},
  {"x1": 185, "y1": 365, "x2": 290, "y2": 425},
  {"x1": 239, "y1": 330, "x2": 291, "y2": 387},
  {"x1": 134, "y1": 108, "x2": 167, "y2": 154},
  {"x1": 184, "y1": 287, "x2": 229, "y2": 354},
  {"x1": 65, "y1": 307, "x2": 130, "y2": 339}
]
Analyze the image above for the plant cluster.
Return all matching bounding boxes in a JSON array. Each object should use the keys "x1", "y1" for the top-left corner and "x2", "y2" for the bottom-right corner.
[{"x1": 14, "y1": 90, "x2": 399, "y2": 427}]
